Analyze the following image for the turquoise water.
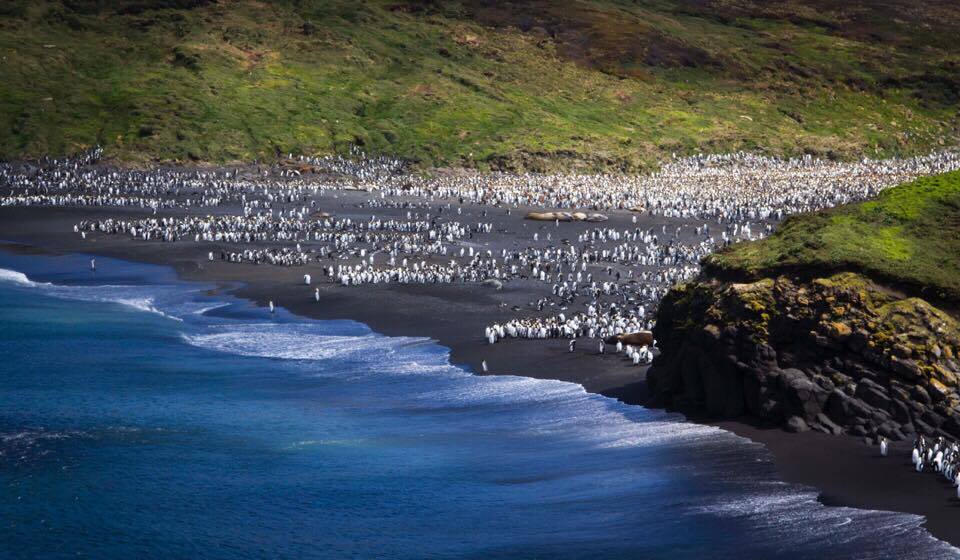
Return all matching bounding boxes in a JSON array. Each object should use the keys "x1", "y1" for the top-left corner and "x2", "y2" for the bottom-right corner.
[{"x1": 0, "y1": 251, "x2": 955, "y2": 559}]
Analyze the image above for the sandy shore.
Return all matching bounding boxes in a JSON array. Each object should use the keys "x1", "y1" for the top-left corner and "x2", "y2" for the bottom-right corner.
[{"x1": 2, "y1": 202, "x2": 960, "y2": 547}]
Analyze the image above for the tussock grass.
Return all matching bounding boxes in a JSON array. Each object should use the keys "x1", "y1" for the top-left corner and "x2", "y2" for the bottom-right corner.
[
  {"x1": 707, "y1": 171, "x2": 960, "y2": 303},
  {"x1": 0, "y1": 0, "x2": 957, "y2": 169}
]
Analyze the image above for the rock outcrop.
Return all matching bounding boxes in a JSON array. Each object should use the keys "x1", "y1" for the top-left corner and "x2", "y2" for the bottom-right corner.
[{"x1": 647, "y1": 272, "x2": 960, "y2": 440}]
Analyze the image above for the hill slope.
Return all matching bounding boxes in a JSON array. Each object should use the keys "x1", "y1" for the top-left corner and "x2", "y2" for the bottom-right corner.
[{"x1": 1, "y1": 0, "x2": 958, "y2": 168}]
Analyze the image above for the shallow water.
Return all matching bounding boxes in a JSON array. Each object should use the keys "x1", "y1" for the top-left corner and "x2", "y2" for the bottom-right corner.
[{"x1": 0, "y1": 251, "x2": 955, "y2": 559}]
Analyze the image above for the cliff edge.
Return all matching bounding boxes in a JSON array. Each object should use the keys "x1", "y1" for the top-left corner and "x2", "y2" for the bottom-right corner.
[{"x1": 648, "y1": 170, "x2": 960, "y2": 440}]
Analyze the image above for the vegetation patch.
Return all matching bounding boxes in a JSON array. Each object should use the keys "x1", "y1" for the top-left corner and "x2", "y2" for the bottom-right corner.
[
  {"x1": 0, "y1": 0, "x2": 957, "y2": 167},
  {"x1": 706, "y1": 170, "x2": 960, "y2": 304}
]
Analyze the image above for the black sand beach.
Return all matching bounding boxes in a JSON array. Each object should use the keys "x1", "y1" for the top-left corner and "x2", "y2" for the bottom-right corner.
[{"x1": 3, "y1": 197, "x2": 960, "y2": 548}]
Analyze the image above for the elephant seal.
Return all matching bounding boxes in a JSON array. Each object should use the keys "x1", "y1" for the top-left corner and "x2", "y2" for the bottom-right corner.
[
  {"x1": 604, "y1": 331, "x2": 653, "y2": 346},
  {"x1": 525, "y1": 211, "x2": 608, "y2": 222}
]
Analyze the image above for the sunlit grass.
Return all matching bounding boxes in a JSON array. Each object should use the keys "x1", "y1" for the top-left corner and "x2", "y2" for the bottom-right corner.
[
  {"x1": 708, "y1": 171, "x2": 960, "y2": 303},
  {"x1": 0, "y1": 0, "x2": 956, "y2": 168}
]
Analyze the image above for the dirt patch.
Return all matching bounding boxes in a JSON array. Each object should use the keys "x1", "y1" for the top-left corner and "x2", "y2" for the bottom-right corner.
[
  {"x1": 673, "y1": 0, "x2": 960, "y2": 50},
  {"x1": 457, "y1": 0, "x2": 724, "y2": 78},
  {"x1": 408, "y1": 83, "x2": 439, "y2": 98}
]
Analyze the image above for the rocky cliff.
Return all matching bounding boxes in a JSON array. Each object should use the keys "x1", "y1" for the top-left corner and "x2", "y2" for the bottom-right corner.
[{"x1": 647, "y1": 272, "x2": 960, "y2": 440}]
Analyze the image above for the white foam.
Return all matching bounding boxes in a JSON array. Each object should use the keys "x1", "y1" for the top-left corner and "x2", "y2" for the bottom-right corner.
[
  {"x1": 4, "y1": 262, "x2": 958, "y2": 556},
  {"x1": 0, "y1": 267, "x2": 46, "y2": 287},
  {"x1": 109, "y1": 296, "x2": 184, "y2": 322},
  {"x1": 181, "y1": 323, "x2": 434, "y2": 363},
  {"x1": 687, "y1": 487, "x2": 950, "y2": 557},
  {"x1": 193, "y1": 302, "x2": 231, "y2": 315}
]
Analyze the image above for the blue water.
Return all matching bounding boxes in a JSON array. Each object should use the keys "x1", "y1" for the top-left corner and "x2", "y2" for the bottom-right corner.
[{"x1": 0, "y1": 251, "x2": 955, "y2": 560}]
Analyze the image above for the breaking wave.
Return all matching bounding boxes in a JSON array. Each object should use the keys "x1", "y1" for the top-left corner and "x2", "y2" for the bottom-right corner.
[{"x1": 1, "y1": 255, "x2": 958, "y2": 559}]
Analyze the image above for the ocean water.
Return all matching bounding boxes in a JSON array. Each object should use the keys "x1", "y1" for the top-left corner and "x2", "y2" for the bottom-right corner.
[{"x1": 0, "y1": 251, "x2": 956, "y2": 560}]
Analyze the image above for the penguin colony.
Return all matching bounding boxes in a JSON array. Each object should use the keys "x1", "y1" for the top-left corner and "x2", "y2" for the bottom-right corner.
[{"x1": 3, "y1": 147, "x2": 959, "y2": 365}]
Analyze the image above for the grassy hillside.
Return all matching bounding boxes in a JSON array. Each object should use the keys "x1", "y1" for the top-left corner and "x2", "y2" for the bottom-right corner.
[
  {"x1": 706, "y1": 170, "x2": 960, "y2": 303},
  {"x1": 0, "y1": 0, "x2": 958, "y2": 169}
]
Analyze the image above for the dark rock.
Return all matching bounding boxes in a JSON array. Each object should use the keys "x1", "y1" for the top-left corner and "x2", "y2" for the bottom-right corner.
[
  {"x1": 760, "y1": 398, "x2": 782, "y2": 418},
  {"x1": 826, "y1": 389, "x2": 875, "y2": 425},
  {"x1": 815, "y1": 413, "x2": 843, "y2": 435},
  {"x1": 878, "y1": 421, "x2": 903, "y2": 440},
  {"x1": 826, "y1": 390, "x2": 853, "y2": 423},
  {"x1": 922, "y1": 410, "x2": 945, "y2": 428},
  {"x1": 646, "y1": 273, "x2": 960, "y2": 438},
  {"x1": 779, "y1": 369, "x2": 829, "y2": 421},
  {"x1": 892, "y1": 343, "x2": 913, "y2": 358},
  {"x1": 786, "y1": 416, "x2": 809, "y2": 433},
  {"x1": 891, "y1": 357, "x2": 921, "y2": 381},
  {"x1": 813, "y1": 333, "x2": 832, "y2": 348},
  {"x1": 812, "y1": 374, "x2": 835, "y2": 393},
  {"x1": 941, "y1": 413, "x2": 960, "y2": 437},
  {"x1": 854, "y1": 379, "x2": 892, "y2": 411},
  {"x1": 890, "y1": 399, "x2": 912, "y2": 424},
  {"x1": 757, "y1": 343, "x2": 777, "y2": 362},
  {"x1": 911, "y1": 385, "x2": 932, "y2": 405},
  {"x1": 847, "y1": 329, "x2": 869, "y2": 352},
  {"x1": 700, "y1": 353, "x2": 745, "y2": 417},
  {"x1": 914, "y1": 419, "x2": 935, "y2": 436},
  {"x1": 702, "y1": 324, "x2": 721, "y2": 341}
]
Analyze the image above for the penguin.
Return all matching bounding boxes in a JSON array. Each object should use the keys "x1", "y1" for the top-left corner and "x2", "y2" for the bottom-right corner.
[
  {"x1": 314, "y1": 288, "x2": 320, "y2": 302},
  {"x1": 269, "y1": 300, "x2": 275, "y2": 314},
  {"x1": 879, "y1": 437, "x2": 888, "y2": 457},
  {"x1": 481, "y1": 360, "x2": 488, "y2": 373},
  {"x1": 90, "y1": 258, "x2": 96, "y2": 271},
  {"x1": 304, "y1": 274, "x2": 311, "y2": 285}
]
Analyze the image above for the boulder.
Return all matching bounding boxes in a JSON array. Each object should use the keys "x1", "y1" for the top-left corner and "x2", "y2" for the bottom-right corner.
[
  {"x1": 854, "y1": 379, "x2": 891, "y2": 411},
  {"x1": 779, "y1": 369, "x2": 829, "y2": 421},
  {"x1": 786, "y1": 416, "x2": 809, "y2": 433},
  {"x1": 814, "y1": 412, "x2": 843, "y2": 435}
]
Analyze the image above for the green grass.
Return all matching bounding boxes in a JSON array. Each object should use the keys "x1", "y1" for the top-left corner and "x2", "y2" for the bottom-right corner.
[
  {"x1": 706, "y1": 170, "x2": 960, "y2": 303},
  {"x1": 0, "y1": 0, "x2": 957, "y2": 169}
]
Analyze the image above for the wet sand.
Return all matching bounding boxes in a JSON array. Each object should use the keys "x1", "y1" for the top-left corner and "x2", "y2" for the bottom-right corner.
[{"x1": 2, "y1": 202, "x2": 959, "y2": 547}]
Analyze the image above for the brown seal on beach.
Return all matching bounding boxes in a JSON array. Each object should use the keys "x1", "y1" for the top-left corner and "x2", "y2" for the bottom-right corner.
[{"x1": 604, "y1": 331, "x2": 653, "y2": 346}]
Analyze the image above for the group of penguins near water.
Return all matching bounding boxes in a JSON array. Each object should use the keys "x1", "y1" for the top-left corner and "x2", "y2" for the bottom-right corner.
[
  {"x1": 902, "y1": 435, "x2": 960, "y2": 499},
  {"x1": 6, "y1": 147, "x2": 960, "y2": 366},
  {"x1": 485, "y1": 315, "x2": 655, "y2": 365}
]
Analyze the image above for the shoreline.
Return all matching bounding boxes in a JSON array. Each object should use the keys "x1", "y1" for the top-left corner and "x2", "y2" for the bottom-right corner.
[{"x1": 3, "y1": 205, "x2": 960, "y2": 548}]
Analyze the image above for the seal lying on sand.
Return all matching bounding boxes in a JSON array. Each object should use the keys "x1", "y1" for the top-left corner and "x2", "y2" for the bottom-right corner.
[
  {"x1": 604, "y1": 331, "x2": 653, "y2": 346},
  {"x1": 525, "y1": 211, "x2": 607, "y2": 222}
]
